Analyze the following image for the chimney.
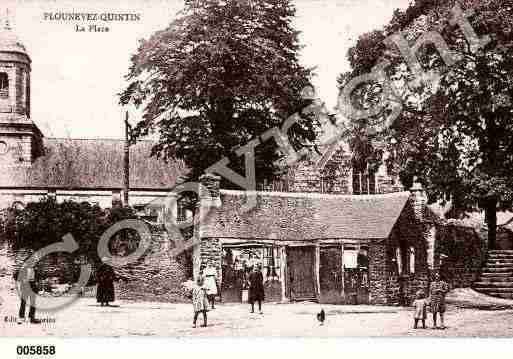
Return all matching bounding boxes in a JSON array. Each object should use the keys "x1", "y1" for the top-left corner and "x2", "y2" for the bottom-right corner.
[
  {"x1": 199, "y1": 173, "x2": 221, "y2": 207},
  {"x1": 194, "y1": 173, "x2": 222, "y2": 281},
  {"x1": 410, "y1": 177, "x2": 427, "y2": 223}
]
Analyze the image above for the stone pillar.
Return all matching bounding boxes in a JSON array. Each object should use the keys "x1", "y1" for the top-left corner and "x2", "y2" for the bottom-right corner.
[
  {"x1": 194, "y1": 174, "x2": 222, "y2": 281},
  {"x1": 426, "y1": 225, "x2": 436, "y2": 270},
  {"x1": 368, "y1": 243, "x2": 387, "y2": 305}
]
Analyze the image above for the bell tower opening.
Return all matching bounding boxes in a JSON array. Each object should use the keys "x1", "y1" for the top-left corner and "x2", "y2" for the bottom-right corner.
[{"x1": 0, "y1": 72, "x2": 7, "y2": 97}]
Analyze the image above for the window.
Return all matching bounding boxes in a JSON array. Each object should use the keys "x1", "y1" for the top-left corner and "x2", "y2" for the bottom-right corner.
[
  {"x1": 0, "y1": 72, "x2": 8, "y2": 97},
  {"x1": 177, "y1": 203, "x2": 187, "y2": 222},
  {"x1": 409, "y1": 246, "x2": 416, "y2": 274},
  {"x1": 395, "y1": 245, "x2": 414, "y2": 275},
  {"x1": 352, "y1": 164, "x2": 376, "y2": 195},
  {"x1": 357, "y1": 248, "x2": 369, "y2": 268},
  {"x1": 395, "y1": 247, "x2": 403, "y2": 274},
  {"x1": 344, "y1": 247, "x2": 369, "y2": 269},
  {"x1": 343, "y1": 249, "x2": 358, "y2": 269},
  {"x1": 262, "y1": 246, "x2": 280, "y2": 279},
  {"x1": 0, "y1": 141, "x2": 7, "y2": 155}
]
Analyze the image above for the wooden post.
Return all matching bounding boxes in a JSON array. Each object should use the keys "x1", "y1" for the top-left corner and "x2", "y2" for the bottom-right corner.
[
  {"x1": 315, "y1": 244, "x2": 321, "y2": 299},
  {"x1": 280, "y1": 246, "x2": 287, "y2": 303},
  {"x1": 123, "y1": 111, "x2": 130, "y2": 206},
  {"x1": 341, "y1": 243, "x2": 345, "y2": 299}
]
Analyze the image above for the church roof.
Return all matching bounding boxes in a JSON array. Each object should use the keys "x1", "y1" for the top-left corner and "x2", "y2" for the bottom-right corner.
[
  {"x1": 201, "y1": 190, "x2": 411, "y2": 240},
  {"x1": 0, "y1": 138, "x2": 186, "y2": 190}
]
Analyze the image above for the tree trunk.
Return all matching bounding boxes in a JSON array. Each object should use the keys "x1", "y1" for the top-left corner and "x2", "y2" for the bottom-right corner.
[{"x1": 484, "y1": 198, "x2": 497, "y2": 250}]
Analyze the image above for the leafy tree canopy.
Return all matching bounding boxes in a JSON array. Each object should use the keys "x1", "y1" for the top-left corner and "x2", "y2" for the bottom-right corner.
[
  {"x1": 120, "y1": 0, "x2": 316, "y2": 184},
  {"x1": 8, "y1": 198, "x2": 139, "y2": 260},
  {"x1": 339, "y1": 0, "x2": 513, "y2": 247}
]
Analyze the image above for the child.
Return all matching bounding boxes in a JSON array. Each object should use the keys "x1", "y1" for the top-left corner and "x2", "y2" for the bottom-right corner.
[
  {"x1": 412, "y1": 290, "x2": 427, "y2": 329},
  {"x1": 192, "y1": 276, "x2": 209, "y2": 328}
]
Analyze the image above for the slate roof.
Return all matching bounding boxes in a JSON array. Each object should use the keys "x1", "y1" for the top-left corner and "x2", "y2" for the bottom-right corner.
[
  {"x1": 0, "y1": 138, "x2": 186, "y2": 190},
  {"x1": 202, "y1": 190, "x2": 411, "y2": 240}
]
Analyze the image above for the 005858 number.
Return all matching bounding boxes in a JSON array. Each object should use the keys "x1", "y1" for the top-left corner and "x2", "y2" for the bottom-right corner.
[{"x1": 16, "y1": 345, "x2": 56, "y2": 355}]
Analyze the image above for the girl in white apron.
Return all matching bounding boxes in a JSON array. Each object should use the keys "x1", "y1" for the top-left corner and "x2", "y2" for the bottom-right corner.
[{"x1": 203, "y1": 262, "x2": 218, "y2": 309}]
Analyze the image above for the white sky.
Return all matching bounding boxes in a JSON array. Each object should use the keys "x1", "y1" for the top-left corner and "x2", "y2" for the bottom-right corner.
[{"x1": 4, "y1": 0, "x2": 411, "y2": 139}]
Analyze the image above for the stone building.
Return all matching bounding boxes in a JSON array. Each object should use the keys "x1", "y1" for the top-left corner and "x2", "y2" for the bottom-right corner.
[{"x1": 194, "y1": 174, "x2": 431, "y2": 305}]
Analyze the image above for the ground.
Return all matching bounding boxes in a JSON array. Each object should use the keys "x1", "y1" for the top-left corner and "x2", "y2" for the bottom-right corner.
[{"x1": 2, "y1": 286, "x2": 513, "y2": 337}]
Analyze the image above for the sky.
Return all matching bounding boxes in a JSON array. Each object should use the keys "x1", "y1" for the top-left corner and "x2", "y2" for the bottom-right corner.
[{"x1": 4, "y1": 0, "x2": 411, "y2": 139}]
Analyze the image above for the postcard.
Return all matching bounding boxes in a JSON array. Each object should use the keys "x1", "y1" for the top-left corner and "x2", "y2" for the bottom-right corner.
[{"x1": 1, "y1": 0, "x2": 513, "y2": 356}]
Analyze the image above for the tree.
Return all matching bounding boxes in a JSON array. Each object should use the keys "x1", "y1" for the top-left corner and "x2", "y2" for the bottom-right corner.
[
  {"x1": 5, "y1": 198, "x2": 144, "y2": 284},
  {"x1": 10, "y1": 198, "x2": 141, "y2": 259},
  {"x1": 120, "y1": 0, "x2": 316, "y2": 185},
  {"x1": 13, "y1": 198, "x2": 103, "y2": 254},
  {"x1": 339, "y1": 0, "x2": 513, "y2": 248}
]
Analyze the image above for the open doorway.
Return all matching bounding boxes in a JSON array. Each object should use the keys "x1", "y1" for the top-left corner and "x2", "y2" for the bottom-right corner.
[
  {"x1": 344, "y1": 246, "x2": 369, "y2": 304},
  {"x1": 221, "y1": 245, "x2": 282, "y2": 302}
]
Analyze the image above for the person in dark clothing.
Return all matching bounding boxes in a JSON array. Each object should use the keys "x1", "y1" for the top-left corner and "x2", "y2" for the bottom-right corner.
[
  {"x1": 96, "y1": 258, "x2": 115, "y2": 306},
  {"x1": 14, "y1": 257, "x2": 41, "y2": 324},
  {"x1": 248, "y1": 263, "x2": 265, "y2": 314}
]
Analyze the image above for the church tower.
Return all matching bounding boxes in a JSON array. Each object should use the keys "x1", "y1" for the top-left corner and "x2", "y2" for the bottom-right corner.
[{"x1": 0, "y1": 14, "x2": 42, "y2": 165}]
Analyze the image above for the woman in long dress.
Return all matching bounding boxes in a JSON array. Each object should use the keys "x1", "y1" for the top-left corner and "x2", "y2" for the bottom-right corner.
[
  {"x1": 248, "y1": 263, "x2": 265, "y2": 314},
  {"x1": 96, "y1": 258, "x2": 115, "y2": 306},
  {"x1": 203, "y1": 262, "x2": 218, "y2": 309},
  {"x1": 429, "y1": 273, "x2": 449, "y2": 329}
]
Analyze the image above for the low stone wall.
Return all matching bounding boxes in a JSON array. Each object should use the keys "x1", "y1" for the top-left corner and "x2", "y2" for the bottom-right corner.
[
  {"x1": 113, "y1": 225, "x2": 193, "y2": 303},
  {"x1": 3, "y1": 225, "x2": 193, "y2": 303}
]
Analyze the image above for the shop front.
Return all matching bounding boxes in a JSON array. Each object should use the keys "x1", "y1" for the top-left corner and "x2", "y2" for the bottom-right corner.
[{"x1": 218, "y1": 240, "x2": 370, "y2": 305}]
